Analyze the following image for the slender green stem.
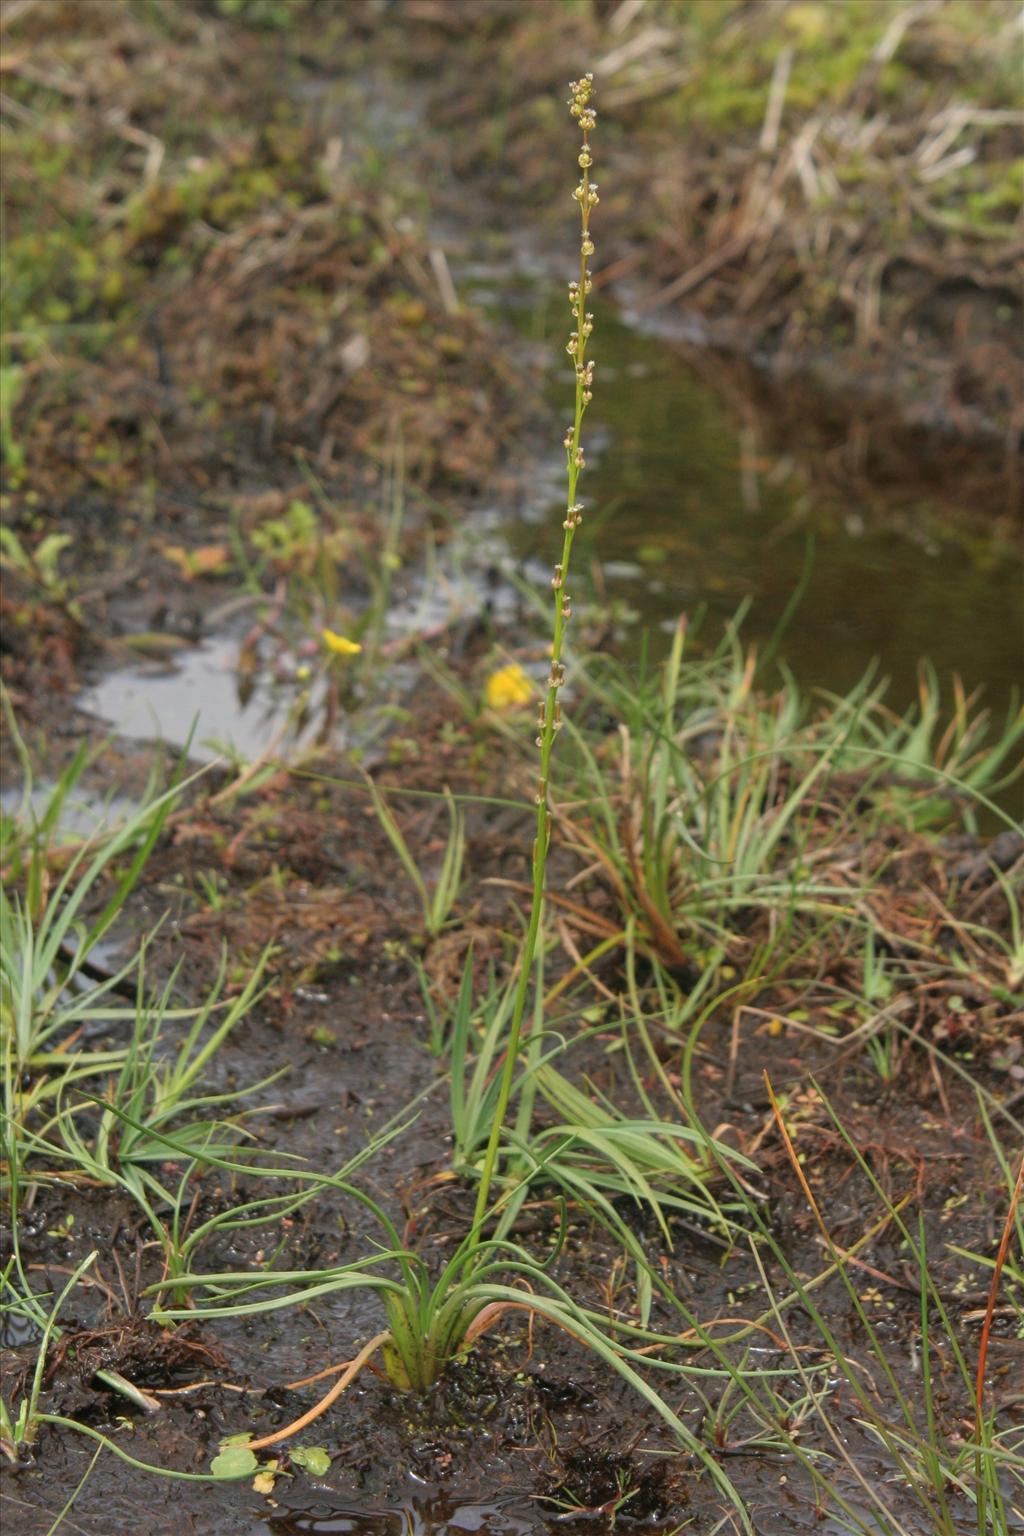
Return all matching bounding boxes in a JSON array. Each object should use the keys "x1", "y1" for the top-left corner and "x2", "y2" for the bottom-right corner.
[{"x1": 469, "y1": 75, "x2": 599, "y2": 1258}]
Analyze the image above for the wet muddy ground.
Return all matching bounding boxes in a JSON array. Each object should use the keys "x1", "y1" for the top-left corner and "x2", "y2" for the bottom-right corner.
[
  {"x1": 2, "y1": 5, "x2": 1022, "y2": 1534},
  {"x1": 3, "y1": 647, "x2": 1021, "y2": 1532}
]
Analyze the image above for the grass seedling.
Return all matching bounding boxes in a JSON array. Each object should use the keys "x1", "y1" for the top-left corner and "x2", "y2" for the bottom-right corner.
[
  {"x1": 1, "y1": 767, "x2": 195, "y2": 1170},
  {"x1": 551, "y1": 617, "x2": 1022, "y2": 1004},
  {"x1": 0, "y1": 704, "x2": 91, "y2": 890},
  {"x1": 836, "y1": 665, "x2": 1024, "y2": 831},
  {"x1": 366, "y1": 777, "x2": 465, "y2": 940},
  {"x1": 32, "y1": 945, "x2": 273, "y2": 1166},
  {"x1": 444, "y1": 939, "x2": 751, "y2": 1292},
  {"x1": 858, "y1": 927, "x2": 900, "y2": 1083},
  {"x1": 555, "y1": 622, "x2": 871, "y2": 969},
  {"x1": 447, "y1": 945, "x2": 519, "y2": 1163},
  {"x1": 0, "y1": 526, "x2": 80, "y2": 620},
  {"x1": 1, "y1": 1252, "x2": 105, "y2": 1460},
  {"x1": 151, "y1": 1151, "x2": 766, "y2": 1527}
]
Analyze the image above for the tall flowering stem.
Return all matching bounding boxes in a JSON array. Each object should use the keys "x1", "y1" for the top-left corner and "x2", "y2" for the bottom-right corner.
[{"x1": 469, "y1": 74, "x2": 599, "y2": 1254}]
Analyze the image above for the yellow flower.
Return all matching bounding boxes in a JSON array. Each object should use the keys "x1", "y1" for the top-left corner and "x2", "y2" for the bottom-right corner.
[
  {"x1": 321, "y1": 628, "x2": 362, "y2": 656},
  {"x1": 485, "y1": 663, "x2": 533, "y2": 711}
]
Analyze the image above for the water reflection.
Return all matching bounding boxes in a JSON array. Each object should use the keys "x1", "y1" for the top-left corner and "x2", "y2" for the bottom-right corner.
[
  {"x1": 267, "y1": 1487, "x2": 539, "y2": 1535},
  {"x1": 78, "y1": 634, "x2": 323, "y2": 763},
  {"x1": 498, "y1": 286, "x2": 1022, "y2": 717}
]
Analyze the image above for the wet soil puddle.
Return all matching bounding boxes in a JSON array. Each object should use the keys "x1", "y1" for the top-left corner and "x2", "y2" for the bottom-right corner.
[
  {"x1": 473, "y1": 274, "x2": 1022, "y2": 716},
  {"x1": 263, "y1": 1467, "x2": 945, "y2": 1536},
  {"x1": 79, "y1": 632, "x2": 326, "y2": 763},
  {"x1": 269, "y1": 1487, "x2": 538, "y2": 1535},
  {"x1": 75, "y1": 539, "x2": 516, "y2": 763},
  {"x1": 77, "y1": 299, "x2": 1022, "y2": 768}
]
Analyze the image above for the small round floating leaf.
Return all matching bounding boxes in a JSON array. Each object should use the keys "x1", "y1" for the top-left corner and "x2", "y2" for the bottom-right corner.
[
  {"x1": 211, "y1": 1445, "x2": 259, "y2": 1478},
  {"x1": 290, "y1": 1446, "x2": 331, "y2": 1475}
]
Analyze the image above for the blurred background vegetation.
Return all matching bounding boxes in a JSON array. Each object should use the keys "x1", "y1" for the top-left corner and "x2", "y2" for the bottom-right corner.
[
  {"x1": 1, "y1": 0, "x2": 1020, "y2": 670},
  {"x1": 3, "y1": 0, "x2": 1020, "y2": 484}
]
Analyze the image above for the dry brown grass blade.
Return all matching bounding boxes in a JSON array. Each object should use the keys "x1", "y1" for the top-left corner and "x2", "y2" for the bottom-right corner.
[
  {"x1": 764, "y1": 1074, "x2": 907, "y2": 1265},
  {"x1": 551, "y1": 781, "x2": 689, "y2": 967},
  {"x1": 484, "y1": 876, "x2": 621, "y2": 944},
  {"x1": 550, "y1": 803, "x2": 634, "y2": 911},
  {"x1": 618, "y1": 785, "x2": 689, "y2": 969},
  {"x1": 550, "y1": 916, "x2": 620, "y2": 1004},
  {"x1": 974, "y1": 1150, "x2": 1024, "y2": 1432}
]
